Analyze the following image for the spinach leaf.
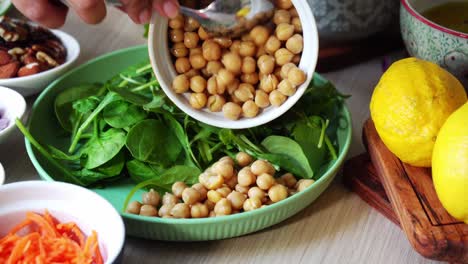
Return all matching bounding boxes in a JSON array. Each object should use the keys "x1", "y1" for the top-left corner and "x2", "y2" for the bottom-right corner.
[
  {"x1": 103, "y1": 100, "x2": 147, "y2": 128},
  {"x1": 95, "y1": 150, "x2": 125, "y2": 176},
  {"x1": 126, "y1": 159, "x2": 165, "y2": 183},
  {"x1": 126, "y1": 119, "x2": 182, "y2": 166},
  {"x1": 82, "y1": 128, "x2": 126, "y2": 169},
  {"x1": 261, "y1": 136, "x2": 314, "y2": 178},
  {"x1": 72, "y1": 96, "x2": 101, "y2": 114}
]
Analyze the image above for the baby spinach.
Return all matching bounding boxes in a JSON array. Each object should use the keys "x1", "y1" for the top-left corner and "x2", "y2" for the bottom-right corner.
[
  {"x1": 103, "y1": 100, "x2": 147, "y2": 129},
  {"x1": 81, "y1": 128, "x2": 126, "y2": 169}
]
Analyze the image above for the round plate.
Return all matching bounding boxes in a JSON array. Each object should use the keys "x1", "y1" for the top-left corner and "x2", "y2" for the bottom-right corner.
[{"x1": 24, "y1": 45, "x2": 352, "y2": 241}]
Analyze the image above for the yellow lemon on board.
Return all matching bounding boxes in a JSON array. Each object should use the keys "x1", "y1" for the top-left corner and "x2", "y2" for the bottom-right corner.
[
  {"x1": 432, "y1": 102, "x2": 468, "y2": 224},
  {"x1": 370, "y1": 57, "x2": 467, "y2": 167}
]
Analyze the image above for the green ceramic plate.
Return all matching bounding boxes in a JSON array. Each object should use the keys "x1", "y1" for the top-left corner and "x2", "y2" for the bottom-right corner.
[{"x1": 25, "y1": 45, "x2": 352, "y2": 241}]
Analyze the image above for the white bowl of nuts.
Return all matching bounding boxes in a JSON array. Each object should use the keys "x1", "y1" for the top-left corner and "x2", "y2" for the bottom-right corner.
[
  {"x1": 0, "y1": 17, "x2": 80, "y2": 97},
  {"x1": 148, "y1": 0, "x2": 318, "y2": 129}
]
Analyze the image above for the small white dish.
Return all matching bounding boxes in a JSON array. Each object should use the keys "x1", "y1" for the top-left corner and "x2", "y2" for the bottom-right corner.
[
  {"x1": 0, "y1": 181, "x2": 125, "y2": 264},
  {"x1": 0, "y1": 29, "x2": 80, "y2": 97},
  {"x1": 148, "y1": 0, "x2": 319, "y2": 129},
  {"x1": 0, "y1": 86, "x2": 26, "y2": 144},
  {"x1": 0, "y1": 162, "x2": 4, "y2": 185}
]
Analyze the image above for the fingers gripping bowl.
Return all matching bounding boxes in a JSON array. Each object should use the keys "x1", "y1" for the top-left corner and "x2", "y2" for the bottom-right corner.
[{"x1": 148, "y1": 0, "x2": 318, "y2": 129}]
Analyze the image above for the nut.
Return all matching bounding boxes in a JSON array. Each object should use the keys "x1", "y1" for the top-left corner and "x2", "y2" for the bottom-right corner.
[
  {"x1": 18, "y1": 62, "x2": 40, "y2": 77},
  {"x1": 8, "y1": 47, "x2": 25, "y2": 59},
  {"x1": 36, "y1": 51, "x2": 58, "y2": 67},
  {"x1": 0, "y1": 50, "x2": 12, "y2": 65},
  {"x1": 0, "y1": 61, "x2": 19, "y2": 79}
]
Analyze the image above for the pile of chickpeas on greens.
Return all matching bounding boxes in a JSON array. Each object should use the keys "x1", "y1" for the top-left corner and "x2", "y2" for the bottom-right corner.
[
  {"x1": 170, "y1": 0, "x2": 306, "y2": 120},
  {"x1": 126, "y1": 152, "x2": 315, "y2": 218}
]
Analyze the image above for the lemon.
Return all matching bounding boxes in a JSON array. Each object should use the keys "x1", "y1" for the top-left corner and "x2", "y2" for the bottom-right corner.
[
  {"x1": 432, "y1": 103, "x2": 468, "y2": 223},
  {"x1": 370, "y1": 57, "x2": 467, "y2": 167}
]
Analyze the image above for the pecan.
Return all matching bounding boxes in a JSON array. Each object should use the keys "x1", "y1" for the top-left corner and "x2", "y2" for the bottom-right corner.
[
  {"x1": 36, "y1": 51, "x2": 58, "y2": 67},
  {"x1": 0, "y1": 16, "x2": 28, "y2": 43},
  {"x1": 0, "y1": 50, "x2": 11, "y2": 65},
  {"x1": 18, "y1": 62, "x2": 41, "y2": 77},
  {"x1": 8, "y1": 47, "x2": 25, "y2": 60},
  {"x1": 0, "y1": 61, "x2": 19, "y2": 78}
]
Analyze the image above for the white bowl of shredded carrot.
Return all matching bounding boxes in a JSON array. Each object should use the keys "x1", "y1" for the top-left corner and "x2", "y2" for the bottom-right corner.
[{"x1": 0, "y1": 181, "x2": 125, "y2": 264}]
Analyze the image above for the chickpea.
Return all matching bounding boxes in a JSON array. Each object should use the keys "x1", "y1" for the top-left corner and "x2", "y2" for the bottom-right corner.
[
  {"x1": 211, "y1": 161, "x2": 233, "y2": 179},
  {"x1": 182, "y1": 187, "x2": 201, "y2": 205},
  {"x1": 207, "y1": 76, "x2": 225, "y2": 95},
  {"x1": 216, "y1": 68, "x2": 235, "y2": 87},
  {"x1": 171, "y1": 203, "x2": 191, "y2": 218},
  {"x1": 275, "y1": 23, "x2": 295, "y2": 41},
  {"x1": 202, "y1": 40, "x2": 222, "y2": 61},
  {"x1": 169, "y1": 29, "x2": 184, "y2": 43},
  {"x1": 255, "y1": 90, "x2": 270, "y2": 108},
  {"x1": 273, "y1": 67, "x2": 283, "y2": 80},
  {"x1": 241, "y1": 100, "x2": 259, "y2": 118},
  {"x1": 171, "y1": 42, "x2": 188, "y2": 58},
  {"x1": 239, "y1": 41, "x2": 257, "y2": 57},
  {"x1": 234, "y1": 83, "x2": 255, "y2": 102},
  {"x1": 206, "y1": 94, "x2": 226, "y2": 112},
  {"x1": 243, "y1": 197, "x2": 262, "y2": 211},
  {"x1": 190, "y1": 54, "x2": 207, "y2": 70},
  {"x1": 190, "y1": 47, "x2": 202, "y2": 56},
  {"x1": 226, "y1": 79, "x2": 240, "y2": 95},
  {"x1": 236, "y1": 152, "x2": 252, "y2": 167},
  {"x1": 191, "y1": 183, "x2": 207, "y2": 201},
  {"x1": 214, "y1": 198, "x2": 232, "y2": 216},
  {"x1": 256, "y1": 46, "x2": 267, "y2": 58},
  {"x1": 184, "y1": 16, "x2": 200, "y2": 32},
  {"x1": 199, "y1": 173, "x2": 224, "y2": 190},
  {"x1": 226, "y1": 174, "x2": 238, "y2": 189},
  {"x1": 235, "y1": 184, "x2": 249, "y2": 194},
  {"x1": 237, "y1": 166, "x2": 256, "y2": 186},
  {"x1": 280, "y1": 173, "x2": 298, "y2": 188},
  {"x1": 268, "y1": 184, "x2": 288, "y2": 203},
  {"x1": 142, "y1": 189, "x2": 160, "y2": 207},
  {"x1": 189, "y1": 93, "x2": 207, "y2": 109},
  {"x1": 248, "y1": 186, "x2": 266, "y2": 200},
  {"x1": 169, "y1": 14, "x2": 184, "y2": 29},
  {"x1": 205, "y1": 200, "x2": 216, "y2": 211},
  {"x1": 172, "y1": 182, "x2": 188, "y2": 198},
  {"x1": 222, "y1": 52, "x2": 242, "y2": 74},
  {"x1": 289, "y1": 7, "x2": 299, "y2": 17},
  {"x1": 172, "y1": 74, "x2": 190, "y2": 94},
  {"x1": 183, "y1": 32, "x2": 199, "y2": 49},
  {"x1": 225, "y1": 191, "x2": 245, "y2": 210},
  {"x1": 241, "y1": 73, "x2": 259, "y2": 85},
  {"x1": 257, "y1": 55, "x2": 275, "y2": 75},
  {"x1": 230, "y1": 40, "x2": 241, "y2": 54},
  {"x1": 259, "y1": 74, "x2": 279, "y2": 93},
  {"x1": 277, "y1": 79, "x2": 296, "y2": 96},
  {"x1": 241, "y1": 33, "x2": 252, "y2": 42},
  {"x1": 213, "y1": 37, "x2": 233, "y2": 48},
  {"x1": 198, "y1": 26, "x2": 210, "y2": 40},
  {"x1": 275, "y1": 48, "x2": 294, "y2": 66},
  {"x1": 185, "y1": 69, "x2": 200, "y2": 79},
  {"x1": 251, "y1": 160, "x2": 275, "y2": 175},
  {"x1": 286, "y1": 34, "x2": 303, "y2": 54},
  {"x1": 207, "y1": 190, "x2": 223, "y2": 203},
  {"x1": 206, "y1": 61, "x2": 222, "y2": 76},
  {"x1": 280, "y1": 63, "x2": 296, "y2": 79},
  {"x1": 175, "y1": 57, "x2": 191, "y2": 74},
  {"x1": 265, "y1": 36, "x2": 281, "y2": 55},
  {"x1": 125, "y1": 201, "x2": 142, "y2": 214},
  {"x1": 191, "y1": 203, "x2": 209, "y2": 218},
  {"x1": 256, "y1": 173, "x2": 276, "y2": 190},
  {"x1": 241, "y1": 56, "x2": 256, "y2": 74},
  {"x1": 275, "y1": 0, "x2": 293, "y2": 9},
  {"x1": 209, "y1": 211, "x2": 216, "y2": 217},
  {"x1": 190, "y1": 75, "x2": 207, "y2": 93},
  {"x1": 139, "y1": 204, "x2": 158, "y2": 217},
  {"x1": 274, "y1": 9, "x2": 291, "y2": 25},
  {"x1": 291, "y1": 17, "x2": 302, "y2": 33},
  {"x1": 222, "y1": 102, "x2": 242, "y2": 120},
  {"x1": 288, "y1": 67, "x2": 306, "y2": 86},
  {"x1": 296, "y1": 179, "x2": 315, "y2": 192},
  {"x1": 249, "y1": 25, "x2": 270, "y2": 46},
  {"x1": 162, "y1": 192, "x2": 179, "y2": 205},
  {"x1": 230, "y1": 94, "x2": 243, "y2": 105},
  {"x1": 216, "y1": 186, "x2": 231, "y2": 197},
  {"x1": 158, "y1": 204, "x2": 174, "y2": 217},
  {"x1": 269, "y1": 90, "x2": 287, "y2": 107}
]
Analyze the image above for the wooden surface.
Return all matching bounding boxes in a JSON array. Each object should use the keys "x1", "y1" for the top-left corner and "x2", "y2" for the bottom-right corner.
[
  {"x1": 0, "y1": 7, "x2": 445, "y2": 264},
  {"x1": 363, "y1": 120, "x2": 468, "y2": 263}
]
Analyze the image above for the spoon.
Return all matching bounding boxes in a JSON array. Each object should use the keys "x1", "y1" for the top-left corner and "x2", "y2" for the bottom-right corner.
[{"x1": 59, "y1": 0, "x2": 274, "y2": 37}]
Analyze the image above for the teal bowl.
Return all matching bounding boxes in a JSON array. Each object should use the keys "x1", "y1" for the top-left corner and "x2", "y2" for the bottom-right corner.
[{"x1": 25, "y1": 45, "x2": 352, "y2": 241}]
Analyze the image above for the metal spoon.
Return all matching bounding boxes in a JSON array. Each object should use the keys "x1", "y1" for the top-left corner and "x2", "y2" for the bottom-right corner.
[{"x1": 60, "y1": 0, "x2": 274, "y2": 37}]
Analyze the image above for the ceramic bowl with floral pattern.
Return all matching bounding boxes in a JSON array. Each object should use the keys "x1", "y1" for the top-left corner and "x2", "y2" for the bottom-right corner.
[{"x1": 400, "y1": 0, "x2": 468, "y2": 87}]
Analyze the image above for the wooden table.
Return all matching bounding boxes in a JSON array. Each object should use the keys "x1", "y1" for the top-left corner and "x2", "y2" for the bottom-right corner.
[{"x1": 1, "y1": 8, "x2": 441, "y2": 264}]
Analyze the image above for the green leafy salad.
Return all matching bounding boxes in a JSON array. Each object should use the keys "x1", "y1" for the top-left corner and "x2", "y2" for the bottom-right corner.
[{"x1": 17, "y1": 60, "x2": 348, "y2": 192}]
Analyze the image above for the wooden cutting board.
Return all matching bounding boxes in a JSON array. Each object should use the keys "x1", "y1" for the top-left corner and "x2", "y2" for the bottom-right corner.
[{"x1": 343, "y1": 119, "x2": 467, "y2": 263}]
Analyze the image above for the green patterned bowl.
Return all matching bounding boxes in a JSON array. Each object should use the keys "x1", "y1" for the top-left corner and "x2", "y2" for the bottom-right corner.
[
  {"x1": 400, "y1": 0, "x2": 468, "y2": 86},
  {"x1": 24, "y1": 45, "x2": 352, "y2": 241}
]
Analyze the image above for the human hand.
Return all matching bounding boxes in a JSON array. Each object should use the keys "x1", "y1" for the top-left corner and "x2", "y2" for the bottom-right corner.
[{"x1": 11, "y1": 0, "x2": 180, "y2": 28}]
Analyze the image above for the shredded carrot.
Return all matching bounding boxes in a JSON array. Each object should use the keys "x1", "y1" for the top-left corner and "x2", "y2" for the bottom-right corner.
[{"x1": 0, "y1": 210, "x2": 104, "y2": 264}]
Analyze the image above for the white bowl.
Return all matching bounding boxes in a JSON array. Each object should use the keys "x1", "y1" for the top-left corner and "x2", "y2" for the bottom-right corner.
[
  {"x1": 0, "y1": 162, "x2": 4, "y2": 185},
  {"x1": 148, "y1": 0, "x2": 319, "y2": 129},
  {"x1": 0, "y1": 86, "x2": 26, "y2": 144},
  {"x1": 0, "y1": 30, "x2": 80, "y2": 97},
  {"x1": 0, "y1": 181, "x2": 125, "y2": 264}
]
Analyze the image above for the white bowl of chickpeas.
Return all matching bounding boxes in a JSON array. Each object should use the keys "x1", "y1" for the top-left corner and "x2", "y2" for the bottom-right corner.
[{"x1": 148, "y1": 0, "x2": 318, "y2": 129}]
